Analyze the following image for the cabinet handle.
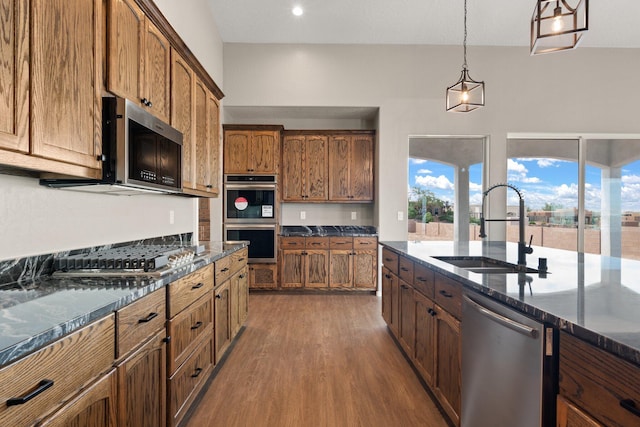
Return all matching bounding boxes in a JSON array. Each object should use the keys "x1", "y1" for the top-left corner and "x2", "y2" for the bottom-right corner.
[
  {"x1": 192, "y1": 283, "x2": 204, "y2": 290},
  {"x1": 191, "y1": 367, "x2": 203, "y2": 378},
  {"x1": 439, "y1": 290, "x2": 454, "y2": 298},
  {"x1": 400, "y1": 267, "x2": 409, "y2": 272},
  {"x1": 140, "y1": 97, "x2": 152, "y2": 107},
  {"x1": 384, "y1": 274, "x2": 392, "y2": 279},
  {"x1": 238, "y1": 257, "x2": 245, "y2": 262},
  {"x1": 206, "y1": 184, "x2": 213, "y2": 189},
  {"x1": 215, "y1": 294, "x2": 222, "y2": 299},
  {"x1": 162, "y1": 336, "x2": 171, "y2": 344},
  {"x1": 384, "y1": 258, "x2": 393, "y2": 262},
  {"x1": 416, "y1": 277, "x2": 427, "y2": 282},
  {"x1": 7, "y1": 379, "x2": 54, "y2": 406},
  {"x1": 401, "y1": 284, "x2": 409, "y2": 289},
  {"x1": 191, "y1": 321, "x2": 203, "y2": 330},
  {"x1": 221, "y1": 267, "x2": 230, "y2": 273},
  {"x1": 239, "y1": 274, "x2": 246, "y2": 279},
  {"x1": 138, "y1": 312, "x2": 158, "y2": 323},
  {"x1": 621, "y1": 399, "x2": 640, "y2": 417},
  {"x1": 427, "y1": 308, "x2": 437, "y2": 317}
]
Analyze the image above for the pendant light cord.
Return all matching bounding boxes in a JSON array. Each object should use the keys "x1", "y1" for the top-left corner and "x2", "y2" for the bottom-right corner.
[{"x1": 463, "y1": 0, "x2": 468, "y2": 70}]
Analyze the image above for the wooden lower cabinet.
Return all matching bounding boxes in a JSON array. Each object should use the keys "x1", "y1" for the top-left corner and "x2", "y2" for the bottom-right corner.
[
  {"x1": 353, "y1": 250, "x2": 377, "y2": 289},
  {"x1": 398, "y1": 280, "x2": 416, "y2": 356},
  {"x1": 557, "y1": 396, "x2": 603, "y2": 427},
  {"x1": 305, "y1": 249, "x2": 329, "y2": 288},
  {"x1": 414, "y1": 292, "x2": 436, "y2": 386},
  {"x1": 381, "y1": 267, "x2": 394, "y2": 326},
  {"x1": 248, "y1": 263, "x2": 278, "y2": 289},
  {"x1": 329, "y1": 250, "x2": 352, "y2": 287},
  {"x1": 39, "y1": 369, "x2": 118, "y2": 427},
  {"x1": 433, "y1": 305, "x2": 461, "y2": 426},
  {"x1": 168, "y1": 334, "x2": 214, "y2": 427},
  {"x1": 230, "y1": 266, "x2": 248, "y2": 336},
  {"x1": 214, "y1": 281, "x2": 231, "y2": 362},
  {"x1": 280, "y1": 249, "x2": 304, "y2": 288}
]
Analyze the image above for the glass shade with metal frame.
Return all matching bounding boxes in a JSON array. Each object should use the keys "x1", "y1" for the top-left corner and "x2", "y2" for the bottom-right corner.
[
  {"x1": 530, "y1": 0, "x2": 588, "y2": 55},
  {"x1": 446, "y1": 67, "x2": 485, "y2": 113}
]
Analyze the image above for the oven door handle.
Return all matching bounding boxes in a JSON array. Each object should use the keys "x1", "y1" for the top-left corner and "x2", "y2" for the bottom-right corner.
[{"x1": 225, "y1": 184, "x2": 276, "y2": 190}]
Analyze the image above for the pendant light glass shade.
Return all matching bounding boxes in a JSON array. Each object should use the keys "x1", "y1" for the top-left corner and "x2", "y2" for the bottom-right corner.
[
  {"x1": 530, "y1": 0, "x2": 588, "y2": 55},
  {"x1": 446, "y1": 68, "x2": 485, "y2": 112},
  {"x1": 446, "y1": 0, "x2": 484, "y2": 113}
]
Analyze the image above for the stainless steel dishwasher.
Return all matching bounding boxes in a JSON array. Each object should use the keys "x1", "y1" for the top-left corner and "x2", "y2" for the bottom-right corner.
[{"x1": 462, "y1": 292, "x2": 557, "y2": 427}]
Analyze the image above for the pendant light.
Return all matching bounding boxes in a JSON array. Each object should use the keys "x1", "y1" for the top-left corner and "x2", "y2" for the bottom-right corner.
[
  {"x1": 530, "y1": 0, "x2": 588, "y2": 55},
  {"x1": 446, "y1": 0, "x2": 484, "y2": 113}
]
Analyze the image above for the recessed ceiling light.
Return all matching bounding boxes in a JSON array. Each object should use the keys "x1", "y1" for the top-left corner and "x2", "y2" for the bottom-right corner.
[{"x1": 292, "y1": 6, "x2": 303, "y2": 16}]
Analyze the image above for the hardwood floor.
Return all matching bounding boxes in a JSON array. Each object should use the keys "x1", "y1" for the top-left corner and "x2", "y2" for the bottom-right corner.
[{"x1": 185, "y1": 294, "x2": 449, "y2": 427}]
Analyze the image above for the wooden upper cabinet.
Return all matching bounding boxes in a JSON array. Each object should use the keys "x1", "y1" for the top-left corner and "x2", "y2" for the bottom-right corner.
[
  {"x1": 223, "y1": 126, "x2": 281, "y2": 174},
  {"x1": 170, "y1": 51, "x2": 194, "y2": 189},
  {"x1": 107, "y1": 0, "x2": 170, "y2": 122},
  {"x1": 0, "y1": 0, "x2": 28, "y2": 153},
  {"x1": 30, "y1": 0, "x2": 102, "y2": 171},
  {"x1": 328, "y1": 133, "x2": 374, "y2": 202},
  {"x1": 171, "y1": 51, "x2": 220, "y2": 196},
  {"x1": 282, "y1": 134, "x2": 329, "y2": 201}
]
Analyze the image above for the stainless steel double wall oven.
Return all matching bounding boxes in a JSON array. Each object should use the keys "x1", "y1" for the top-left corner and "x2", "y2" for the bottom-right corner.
[{"x1": 223, "y1": 175, "x2": 277, "y2": 263}]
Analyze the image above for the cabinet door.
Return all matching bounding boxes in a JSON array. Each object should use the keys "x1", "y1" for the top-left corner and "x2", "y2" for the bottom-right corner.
[
  {"x1": 556, "y1": 396, "x2": 603, "y2": 427},
  {"x1": 305, "y1": 249, "x2": 329, "y2": 288},
  {"x1": 399, "y1": 281, "x2": 416, "y2": 355},
  {"x1": 329, "y1": 250, "x2": 352, "y2": 287},
  {"x1": 116, "y1": 330, "x2": 167, "y2": 427},
  {"x1": 353, "y1": 250, "x2": 377, "y2": 289},
  {"x1": 31, "y1": 0, "x2": 101, "y2": 170},
  {"x1": 224, "y1": 130, "x2": 250, "y2": 173},
  {"x1": 434, "y1": 306, "x2": 461, "y2": 425},
  {"x1": 381, "y1": 268, "x2": 394, "y2": 325},
  {"x1": 238, "y1": 266, "x2": 249, "y2": 325},
  {"x1": 0, "y1": 0, "x2": 28, "y2": 153},
  {"x1": 414, "y1": 292, "x2": 436, "y2": 386},
  {"x1": 170, "y1": 51, "x2": 194, "y2": 189},
  {"x1": 143, "y1": 20, "x2": 170, "y2": 122},
  {"x1": 107, "y1": 0, "x2": 144, "y2": 104},
  {"x1": 390, "y1": 272, "x2": 400, "y2": 335},
  {"x1": 214, "y1": 282, "x2": 231, "y2": 362},
  {"x1": 305, "y1": 135, "x2": 329, "y2": 201},
  {"x1": 39, "y1": 370, "x2": 117, "y2": 427},
  {"x1": 281, "y1": 135, "x2": 305, "y2": 201},
  {"x1": 206, "y1": 91, "x2": 220, "y2": 195},
  {"x1": 249, "y1": 263, "x2": 278, "y2": 289},
  {"x1": 350, "y1": 134, "x2": 374, "y2": 201},
  {"x1": 328, "y1": 135, "x2": 351, "y2": 201},
  {"x1": 280, "y1": 250, "x2": 304, "y2": 288},
  {"x1": 250, "y1": 131, "x2": 279, "y2": 173},
  {"x1": 193, "y1": 78, "x2": 209, "y2": 192},
  {"x1": 229, "y1": 270, "x2": 240, "y2": 336}
]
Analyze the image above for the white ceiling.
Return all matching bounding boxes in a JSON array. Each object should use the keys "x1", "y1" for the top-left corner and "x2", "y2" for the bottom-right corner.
[{"x1": 207, "y1": 0, "x2": 640, "y2": 48}]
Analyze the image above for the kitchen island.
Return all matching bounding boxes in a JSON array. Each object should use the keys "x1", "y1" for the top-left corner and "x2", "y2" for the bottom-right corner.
[{"x1": 380, "y1": 240, "x2": 640, "y2": 427}]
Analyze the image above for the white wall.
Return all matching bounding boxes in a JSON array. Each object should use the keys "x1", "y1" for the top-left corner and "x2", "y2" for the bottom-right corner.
[
  {"x1": 220, "y1": 43, "x2": 640, "y2": 240},
  {"x1": 0, "y1": 1, "x2": 225, "y2": 261}
]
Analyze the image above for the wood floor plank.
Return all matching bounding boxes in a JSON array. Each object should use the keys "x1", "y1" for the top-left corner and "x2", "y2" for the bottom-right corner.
[{"x1": 185, "y1": 294, "x2": 449, "y2": 427}]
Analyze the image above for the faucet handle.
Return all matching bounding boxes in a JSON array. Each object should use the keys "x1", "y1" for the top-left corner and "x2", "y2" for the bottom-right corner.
[{"x1": 526, "y1": 234, "x2": 534, "y2": 254}]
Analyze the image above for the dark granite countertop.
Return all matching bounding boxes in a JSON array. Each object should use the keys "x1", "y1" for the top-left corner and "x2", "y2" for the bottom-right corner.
[
  {"x1": 380, "y1": 241, "x2": 640, "y2": 366},
  {"x1": 0, "y1": 241, "x2": 247, "y2": 367},
  {"x1": 280, "y1": 225, "x2": 377, "y2": 237}
]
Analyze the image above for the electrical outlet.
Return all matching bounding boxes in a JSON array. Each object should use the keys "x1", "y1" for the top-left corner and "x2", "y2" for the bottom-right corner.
[
  {"x1": 169, "y1": 210, "x2": 175, "y2": 225},
  {"x1": 397, "y1": 211, "x2": 404, "y2": 221},
  {"x1": 351, "y1": 211, "x2": 357, "y2": 220},
  {"x1": 300, "y1": 211, "x2": 306, "y2": 220}
]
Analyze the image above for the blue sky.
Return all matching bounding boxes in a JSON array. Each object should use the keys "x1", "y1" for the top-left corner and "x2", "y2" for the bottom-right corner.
[{"x1": 409, "y1": 158, "x2": 640, "y2": 212}]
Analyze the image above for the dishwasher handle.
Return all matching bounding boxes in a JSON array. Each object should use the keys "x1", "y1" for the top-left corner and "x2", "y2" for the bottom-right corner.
[{"x1": 464, "y1": 295, "x2": 539, "y2": 339}]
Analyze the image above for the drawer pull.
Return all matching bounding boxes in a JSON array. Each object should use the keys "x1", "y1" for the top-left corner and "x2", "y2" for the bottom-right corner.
[
  {"x1": 384, "y1": 274, "x2": 392, "y2": 279},
  {"x1": 220, "y1": 267, "x2": 230, "y2": 273},
  {"x1": 191, "y1": 321, "x2": 203, "y2": 330},
  {"x1": 239, "y1": 274, "x2": 246, "y2": 279},
  {"x1": 191, "y1": 367, "x2": 203, "y2": 378},
  {"x1": 138, "y1": 312, "x2": 158, "y2": 323},
  {"x1": 191, "y1": 283, "x2": 204, "y2": 290},
  {"x1": 621, "y1": 399, "x2": 640, "y2": 417},
  {"x1": 400, "y1": 267, "x2": 409, "y2": 272},
  {"x1": 215, "y1": 294, "x2": 221, "y2": 299},
  {"x1": 427, "y1": 308, "x2": 437, "y2": 317},
  {"x1": 416, "y1": 277, "x2": 427, "y2": 282},
  {"x1": 384, "y1": 258, "x2": 393, "y2": 262},
  {"x1": 238, "y1": 257, "x2": 246, "y2": 262},
  {"x1": 7, "y1": 379, "x2": 54, "y2": 406},
  {"x1": 439, "y1": 290, "x2": 454, "y2": 298}
]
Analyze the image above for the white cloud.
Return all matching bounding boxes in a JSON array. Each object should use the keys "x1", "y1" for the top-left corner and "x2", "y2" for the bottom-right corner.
[
  {"x1": 416, "y1": 168, "x2": 432, "y2": 174},
  {"x1": 556, "y1": 183, "x2": 578, "y2": 197},
  {"x1": 508, "y1": 159, "x2": 527, "y2": 173},
  {"x1": 537, "y1": 159, "x2": 559, "y2": 168},
  {"x1": 521, "y1": 176, "x2": 541, "y2": 183},
  {"x1": 410, "y1": 158, "x2": 427, "y2": 165},
  {"x1": 415, "y1": 174, "x2": 454, "y2": 190},
  {"x1": 469, "y1": 182, "x2": 482, "y2": 191},
  {"x1": 622, "y1": 174, "x2": 640, "y2": 184}
]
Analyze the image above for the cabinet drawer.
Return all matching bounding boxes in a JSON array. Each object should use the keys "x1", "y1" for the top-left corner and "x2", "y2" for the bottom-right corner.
[
  {"x1": 167, "y1": 294, "x2": 213, "y2": 374},
  {"x1": 307, "y1": 237, "x2": 330, "y2": 249},
  {"x1": 215, "y1": 255, "x2": 233, "y2": 284},
  {"x1": 280, "y1": 236, "x2": 305, "y2": 249},
  {"x1": 167, "y1": 265, "x2": 213, "y2": 318},
  {"x1": 382, "y1": 248, "x2": 399, "y2": 275},
  {"x1": 353, "y1": 237, "x2": 377, "y2": 250},
  {"x1": 168, "y1": 334, "x2": 214, "y2": 427},
  {"x1": 434, "y1": 273, "x2": 462, "y2": 319},
  {"x1": 229, "y1": 247, "x2": 248, "y2": 275},
  {"x1": 116, "y1": 288, "x2": 166, "y2": 358},
  {"x1": 413, "y1": 263, "x2": 435, "y2": 298},
  {"x1": 0, "y1": 315, "x2": 114, "y2": 427},
  {"x1": 398, "y1": 256, "x2": 414, "y2": 283},
  {"x1": 559, "y1": 332, "x2": 640, "y2": 427},
  {"x1": 328, "y1": 237, "x2": 352, "y2": 249}
]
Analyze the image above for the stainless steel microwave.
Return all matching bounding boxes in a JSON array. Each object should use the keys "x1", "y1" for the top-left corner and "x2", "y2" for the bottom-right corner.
[{"x1": 40, "y1": 97, "x2": 183, "y2": 195}]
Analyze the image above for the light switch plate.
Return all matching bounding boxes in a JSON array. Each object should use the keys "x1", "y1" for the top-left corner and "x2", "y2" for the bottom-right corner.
[
  {"x1": 300, "y1": 211, "x2": 306, "y2": 220},
  {"x1": 397, "y1": 211, "x2": 404, "y2": 221},
  {"x1": 351, "y1": 211, "x2": 357, "y2": 220}
]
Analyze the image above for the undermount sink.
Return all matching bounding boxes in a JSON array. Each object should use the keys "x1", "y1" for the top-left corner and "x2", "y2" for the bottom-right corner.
[{"x1": 432, "y1": 256, "x2": 539, "y2": 274}]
